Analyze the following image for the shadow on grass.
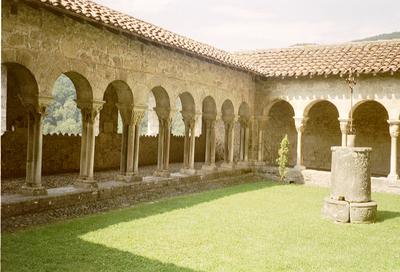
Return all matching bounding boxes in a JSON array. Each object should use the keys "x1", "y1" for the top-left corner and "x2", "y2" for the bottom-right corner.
[
  {"x1": 2, "y1": 180, "x2": 277, "y2": 272},
  {"x1": 376, "y1": 210, "x2": 400, "y2": 222}
]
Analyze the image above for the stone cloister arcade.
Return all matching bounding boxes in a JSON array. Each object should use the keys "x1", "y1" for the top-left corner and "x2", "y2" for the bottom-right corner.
[
  {"x1": 1, "y1": 0, "x2": 400, "y2": 201},
  {"x1": 3, "y1": 61, "x2": 400, "y2": 196},
  {"x1": 1, "y1": 61, "x2": 256, "y2": 195}
]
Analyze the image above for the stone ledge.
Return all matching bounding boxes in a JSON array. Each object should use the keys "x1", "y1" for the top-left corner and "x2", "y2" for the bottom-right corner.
[{"x1": 1, "y1": 168, "x2": 254, "y2": 228}]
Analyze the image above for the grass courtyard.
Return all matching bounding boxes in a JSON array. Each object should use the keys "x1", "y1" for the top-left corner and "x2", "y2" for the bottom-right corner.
[{"x1": 2, "y1": 180, "x2": 400, "y2": 272}]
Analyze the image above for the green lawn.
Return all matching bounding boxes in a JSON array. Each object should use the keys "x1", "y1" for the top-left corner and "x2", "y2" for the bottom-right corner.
[{"x1": 2, "y1": 181, "x2": 400, "y2": 272}]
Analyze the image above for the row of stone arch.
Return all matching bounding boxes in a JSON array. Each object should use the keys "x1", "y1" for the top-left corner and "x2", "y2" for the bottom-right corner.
[
  {"x1": 2, "y1": 62, "x2": 251, "y2": 194},
  {"x1": 259, "y1": 98, "x2": 399, "y2": 179}
]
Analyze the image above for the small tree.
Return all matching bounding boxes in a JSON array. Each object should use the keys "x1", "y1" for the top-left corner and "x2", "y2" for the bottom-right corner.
[{"x1": 276, "y1": 134, "x2": 289, "y2": 182}]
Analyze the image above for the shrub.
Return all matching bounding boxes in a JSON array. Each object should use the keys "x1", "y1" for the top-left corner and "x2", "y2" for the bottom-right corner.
[{"x1": 276, "y1": 134, "x2": 289, "y2": 182}]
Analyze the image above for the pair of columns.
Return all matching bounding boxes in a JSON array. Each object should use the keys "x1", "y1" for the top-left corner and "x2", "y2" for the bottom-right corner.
[
  {"x1": 181, "y1": 113, "x2": 197, "y2": 174},
  {"x1": 75, "y1": 101, "x2": 104, "y2": 188},
  {"x1": 238, "y1": 117, "x2": 250, "y2": 164},
  {"x1": 154, "y1": 107, "x2": 172, "y2": 177},
  {"x1": 202, "y1": 118, "x2": 217, "y2": 170},
  {"x1": 117, "y1": 104, "x2": 145, "y2": 182},
  {"x1": 220, "y1": 117, "x2": 235, "y2": 168},
  {"x1": 20, "y1": 96, "x2": 53, "y2": 196}
]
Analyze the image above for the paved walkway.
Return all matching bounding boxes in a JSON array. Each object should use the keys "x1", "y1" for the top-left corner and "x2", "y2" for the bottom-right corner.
[{"x1": 1, "y1": 162, "x2": 205, "y2": 195}]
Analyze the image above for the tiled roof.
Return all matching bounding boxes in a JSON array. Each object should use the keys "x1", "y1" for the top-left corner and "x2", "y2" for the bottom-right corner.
[
  {"x1": 234, "y1": 40, "x2": 400, "y2": 78},
  {"x1": 34, "y1": 0, "x2": 258, "y2": 73},
  {"x1": 33, "y1": 0, "x2": 400, "y2": 78}
]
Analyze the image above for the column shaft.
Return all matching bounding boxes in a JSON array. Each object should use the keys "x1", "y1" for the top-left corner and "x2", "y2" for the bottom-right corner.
[
  {"x1": 126, "y1": 124, "x2": 136, "y2": 174},
  {"x1": 189, "y1": 123, "x2": 196, "y2": 169},
  {"x1": 133, "y1": 123, "x2": 141, "y2": 173},
  {"x1": 210, "y1": 121, "x2": 216, "y2": 165},
  {"x1": 33, "y1": 112, "x2": 44, "y2": 185},
  {"x1": 244, "y1": 126, "x2": 249, "y2": 161}
]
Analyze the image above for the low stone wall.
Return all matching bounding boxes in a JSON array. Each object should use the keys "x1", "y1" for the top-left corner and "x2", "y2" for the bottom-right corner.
[
  {"x1": 2, "y1": 168, "x2": 254, "y2": 231},
  {"x1": 1, "y1": 131, "x2": 206, "y2": 178}
]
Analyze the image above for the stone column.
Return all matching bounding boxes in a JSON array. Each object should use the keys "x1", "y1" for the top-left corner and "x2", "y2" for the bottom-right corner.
[
  {"x1": 254, "y1": 116, "x2": 269, "y2": 165},
  {"x1": 388, "y1": 120, "x2": 400, "y2": 182},
  {"x1": 154, "y1": 107, "x2": 172, "y2": 177},
  {"x1": 202, "y1": 118, "x2": 217, "y2": 171},
  {"x1": 221, "y1": 117, "x2": 235, "y2": 169},
  {"x1": 203, "y1": 119, "x2": 211, "y2": 164},
  {"x1": 20, "y1": 96, "x2": 53, "y2": 196},
  {"x1": 238, "y1": 117, "x2": 250, "y2": 166},
  {"x1": 133, "y1": 109, "x2": 145, "y2": 175},
  {"x1": 181, "y1": 115, "x2": 196, "y2": 174},
  {"x1": 338, "y1": 118, "x2": 349, "y2": 147},
  {"x1": 76, "y1": 101, "x2": 104, "y2": 189},
  {"x1": 117, "y1": 105, "x2": 144, "y2": 182},
  {"x1": 294, "y1": 117, "x2": 308, "y2": 170}
]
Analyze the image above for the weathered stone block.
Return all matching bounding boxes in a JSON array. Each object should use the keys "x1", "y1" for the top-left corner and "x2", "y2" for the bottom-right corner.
[
  {"x1": 322, "y1": 197, "x2": 350, "y2": 223},
  {"x1": 331, "y1": 147, "x2": 372, "y2": 202},
  {"x1": 350, "y1": 201, "x2": 377, "y2": 224}
]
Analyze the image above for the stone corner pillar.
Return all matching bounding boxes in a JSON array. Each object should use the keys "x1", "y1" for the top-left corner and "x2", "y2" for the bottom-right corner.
[
  {"x1": 20, "y1": 95, "x2": 53, "y2": 196},
  {"x1": 387, "y1": 120, "x2": 400, "y2": 182},
  {"x1": 293, "y1": 116, "x2": 308, "y2": 170}
]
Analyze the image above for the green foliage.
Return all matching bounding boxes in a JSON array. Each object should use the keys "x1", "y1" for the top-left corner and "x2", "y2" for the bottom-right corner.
[
  {"x1": 276, "y1": 134, "x2": 289, "y2": 182},
  {"x1": 43, "y1": 74, "x2": 82, "y2": 135}
]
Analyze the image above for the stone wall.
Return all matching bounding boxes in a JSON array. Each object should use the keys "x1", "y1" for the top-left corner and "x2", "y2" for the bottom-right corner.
[
  {"x1": 2, "y1": 1, "x2": 255, "y2": 113},
  {"x1": 1, "y1": 131, "x2": 206, "y2": 178}
]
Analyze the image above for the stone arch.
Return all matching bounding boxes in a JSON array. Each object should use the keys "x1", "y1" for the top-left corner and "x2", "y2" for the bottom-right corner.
[
  {"x1": 303, "y1": 100, "x2": 341, "y2": 170},
  {"x1": 221, "y1": 99, "x2": 235, "y2": 120},
  {"x1": 303, "y1": 99, "x2": 340, "y2": 118},
  {"x1": 263, "y1": 98, "x2": 293, "y2": 117},
  {"x1": 1, "y1": 62, "x2": 39, "y2": 132},
  {"x1": 1, "y1": 62, "x2": 40, "y2": 179},
  {"x1": 62, "y1": 71, "x2": 93, "y2": 103},
  {"x1": 202, "y1": 96, "x2": 217, "y2": 118},
  {"x1": 352, "y1": 100, "x2": 391, "y2": 176},
  {"x1": 263, "y1": 100, "x2": 296, "y2": 166},
  {"x1": 238, "y1": 102, "x2": 250, "y2": 119},
  {"x1": 99, "y1": 80, "x2": 133, "y2": 135}
]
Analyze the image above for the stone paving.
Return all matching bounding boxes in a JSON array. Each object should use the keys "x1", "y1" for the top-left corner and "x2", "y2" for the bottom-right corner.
[{"x1": 1, "y1": 162, "x2": 205, "y2": 195}]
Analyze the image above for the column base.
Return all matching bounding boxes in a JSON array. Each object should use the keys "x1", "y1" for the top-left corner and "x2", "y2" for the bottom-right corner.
[
  {"x1": 387, "y1": 174, "x2": 399, "y2": 183},
  {"x1": 153, "y1": 169, "x2": 171, "y2": 178},
  {"x1": 180, "y1": 168, "x2": 197, "y2": 175},
  {"x1": 294, "y1": 164, "x2": 306, "y2": 171},
  {"x1": 117, "y1": 174, "x2": 143, "y2": 183},
  {"x1": 219, "y1": 162, "x2": 235, "y2": 169},
  {"x1": 252, "y1": 161, "x2": 266, "y2": 166},
  {"x1": 20, "y1": 185, "x2": 48, "y2": 196},
  {"x1": 201, "y1": 164, "x2": 217, "y2": 171},
  {"x1": 236, "y1": 161, "x2": 249, "y2": 168},
  {"x1": 75, "y1": 177, "x2": 98, "y2": 189}
]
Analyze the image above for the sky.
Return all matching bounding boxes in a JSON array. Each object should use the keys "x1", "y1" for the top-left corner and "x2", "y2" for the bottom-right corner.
[{"x1": 95, "y1": 0, "x2": 400, "y2": 52}]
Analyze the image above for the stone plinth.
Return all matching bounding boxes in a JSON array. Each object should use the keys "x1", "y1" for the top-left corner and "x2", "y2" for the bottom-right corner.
[
  {"x1": 322, "y1": 197, "x2": 349, "y2": 223},
  {"x1": 323, "y1": 146, "x2": 377, "y2": 224},
  {"x1": 350, "y1": 201, "x2": 378, "y2": 224}
]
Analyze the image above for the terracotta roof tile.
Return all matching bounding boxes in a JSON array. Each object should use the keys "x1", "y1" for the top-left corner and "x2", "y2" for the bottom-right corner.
[{"x1": 235, "y1": 40, "x2": 400, "y2": 78}]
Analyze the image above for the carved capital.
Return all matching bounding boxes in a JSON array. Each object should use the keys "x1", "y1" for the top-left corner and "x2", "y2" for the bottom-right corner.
[
  {"x1": 294, "y1": 116, "x2": 308, "y2": 132},
  {"x1": 78, "y1": 100, "x2": 105, "y2": 123},
  {"x1": 388, "y1": 120, "x2": 400, "y2": 138},
  {"x1": 132, "y1": 110, "x2": 145, "y2": 126},
  {"x1": 338, "y1": 118, "x2": 350, "y2": 134}
]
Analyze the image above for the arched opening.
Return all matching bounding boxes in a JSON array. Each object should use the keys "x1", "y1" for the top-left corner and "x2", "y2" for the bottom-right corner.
[
  {"x1": 303, "y1": 100, "x2": 341, "y2": 170},
  {"x1": 1, "y1": 63, "x2": 39, "y2": 181},
  {"x1": 146, "y1": 86, "x2": 172, "y2": 176},
  {"x1": 264, "y1": 100, "x2": 296, "y2": 166},
  {"x1": 43, "y1": 74, "x2": 81, "y2": 135},
  {"x1": 352, "y1": 100, "x2": 391, "y2": 176},
  {"x1": 96, "y1": 81, "x2": 133, "y2": 173}
]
